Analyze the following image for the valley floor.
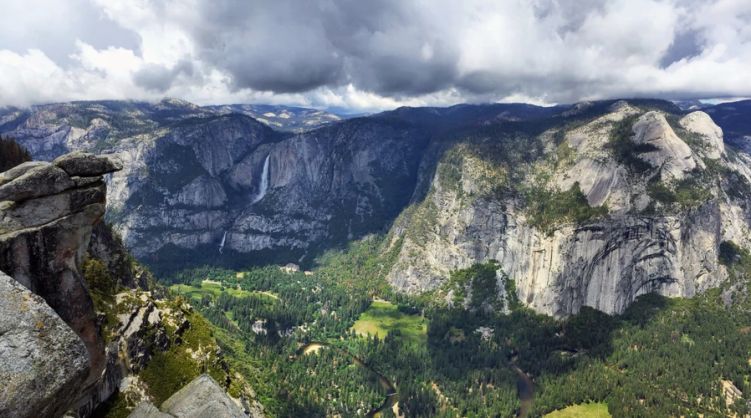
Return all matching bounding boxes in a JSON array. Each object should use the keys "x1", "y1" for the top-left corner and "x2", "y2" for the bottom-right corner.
[{"x1": 147, "y1": 236, "x2": 751, "y2": 418}]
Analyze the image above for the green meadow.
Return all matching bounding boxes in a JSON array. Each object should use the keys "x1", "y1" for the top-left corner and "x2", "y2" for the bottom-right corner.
[
  {"x1": 170, "y1": 281, "x2": 279, "y2": 302},
  {"x1": 351, "y1": 299, "x2": 427, "y2": 345},
  {"x1": 543, "y1": 402, "x2": 611, "y2": 418}
]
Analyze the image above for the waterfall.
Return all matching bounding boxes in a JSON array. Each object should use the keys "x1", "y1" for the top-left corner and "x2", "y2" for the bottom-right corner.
[
  {"x1": 252, "y1": 154, "x2": 271, "y2": 204},
  {"x1": 219, "y1": 231, "x2": 227, "y2": 254}
]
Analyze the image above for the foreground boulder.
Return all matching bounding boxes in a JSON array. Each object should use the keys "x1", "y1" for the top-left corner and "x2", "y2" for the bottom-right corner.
[
  {"x1": 53, "y1": 151, "x2": 122, "y2": 177},
  {"x1": 0, "y1": 270, "x2": 89, "y2": 418},
  {"x1": 129, "y1": 375, "x2": 250, "y2": 418},
  {"x1": 0, "y1": 153, "x2": 263, "y2": 417},
  {"x1": 0, "y1": 152, "x2": 121, "y2": 416},
  {"x1": 0, "y1": 153, "x2": 118, "y2": 383}
]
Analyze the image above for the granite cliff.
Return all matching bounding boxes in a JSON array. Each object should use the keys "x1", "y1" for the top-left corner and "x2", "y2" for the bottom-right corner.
[
  {"x1": 0, "y1": 101, "x2": 428, "y2": 272},
  {"x1": 3, "y1": 99, "x2": 751, "y2": 318},
  {"x1": 0, "y1": 151, "x2": 260, "y2": 417},
  {"x1": 387, "y1": 102, "x2": 751, "y2": 315}
]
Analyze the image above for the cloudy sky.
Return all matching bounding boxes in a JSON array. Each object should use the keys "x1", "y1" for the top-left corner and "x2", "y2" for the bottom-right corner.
[{"x1": 0, "y1": 0, "x2": 750, "y2": 111}]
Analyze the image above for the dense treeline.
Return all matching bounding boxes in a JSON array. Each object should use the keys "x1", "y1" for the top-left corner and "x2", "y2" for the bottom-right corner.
[{"x1": 0, "y1": 136, "x2": 31, "y2": 172}]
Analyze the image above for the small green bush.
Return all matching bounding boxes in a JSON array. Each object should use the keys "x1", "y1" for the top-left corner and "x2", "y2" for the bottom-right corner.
[
  {"x1": 719, "y1": 241, "x2": 747, "y2": 266},
  {"x1": 82, "y1": 258, "x2": 117, "y2": 297}
]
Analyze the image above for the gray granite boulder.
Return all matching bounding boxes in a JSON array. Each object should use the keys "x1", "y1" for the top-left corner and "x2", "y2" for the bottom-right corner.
[
  {"x1": 0, "y1": 164, "x2": 73, "y2": 202},
  {"x1": 0, "y1": 270, "x2": 90, "y2": 418},
  {"x1": 53, "y1": 151, "x2": 122, "y2": 177},
  {"x1": 128, "y1": 402, "x2": 173, "y2": 418},
  {"x1": 161, "y1": 375, "x2": 246, "y2": 418}
]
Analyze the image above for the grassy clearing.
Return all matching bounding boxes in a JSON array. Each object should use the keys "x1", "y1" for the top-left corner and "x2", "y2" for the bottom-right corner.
[
  {"x1": 543, "y1": 402, "x2": 611, "y2": 418},
  {"x1": 170, "y1": 282, "x2": 279, "y2": 302},
  {"x1": 351, "y1": 300, "x2": 427, "y2": 345},
  {"x1": 303, "y1": 343, "x2": 326, "y2": 355}
]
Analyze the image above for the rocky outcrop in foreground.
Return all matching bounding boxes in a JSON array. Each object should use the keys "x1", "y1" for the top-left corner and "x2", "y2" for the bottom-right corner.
[
  {"x1": 0, "y1": 152, "x2": 120, "y2": 384},
  {"x1": 0, "y1": 271, "x2": 89, "y2": 418},
  {"x1": 129, "y1": 374, "x2": 254, "y2": 418},
  {"x1": 0, "y1": 152, "x2": 121, "y2": 417},
  {"x1": 0, "y1": 151, "x2": 258, "y2": 417}
]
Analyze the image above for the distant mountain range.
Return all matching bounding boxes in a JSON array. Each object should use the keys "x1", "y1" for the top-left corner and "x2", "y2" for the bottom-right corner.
[
  {"x1": 0, "y1": 98, "x2": 346, "y2": 135},
  {"x1": 204, "y1": 103, "x2": 344, "y2": 132},
  {"x1": 2, "y1": 97, "x2": 751, "y2": 317}
]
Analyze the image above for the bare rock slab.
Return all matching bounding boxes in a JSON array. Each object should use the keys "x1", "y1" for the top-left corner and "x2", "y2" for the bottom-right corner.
[{"x1": 0, "y1": 270, "x2": 90, "y2": 418}]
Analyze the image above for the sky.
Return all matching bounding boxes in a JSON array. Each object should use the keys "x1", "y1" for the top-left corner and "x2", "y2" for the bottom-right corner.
[{"x1": 0, "y1": 0, "x2": 750, "y2": 112}]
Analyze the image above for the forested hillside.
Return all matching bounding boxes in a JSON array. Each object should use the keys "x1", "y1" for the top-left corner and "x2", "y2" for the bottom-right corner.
[{"x1": 161, "y1": 232, "x2": 751, "y2": 417}]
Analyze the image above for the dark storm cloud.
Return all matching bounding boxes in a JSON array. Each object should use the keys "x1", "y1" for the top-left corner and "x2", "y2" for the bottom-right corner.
[
  {"x1": 188, "y1": 0, "x2": 460, "y2": 95},
  {"x1": 133, "y1": 60, "x2": 195, "y2": 93},
  {"x1": 2, "y1": 0, "x2": 751, "y2": 109},
  {"x1": 659, "y1": 30, "x2": 703, "y2": 68},
  {"x1": 181, "y1": 0, "x2": 744, "y2": 102},
  {"x1": 191, "y1": 1, "x2": 345, "y2": 93}
]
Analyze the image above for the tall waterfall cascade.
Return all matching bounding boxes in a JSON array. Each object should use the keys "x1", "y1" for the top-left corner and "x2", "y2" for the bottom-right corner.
[
  {"x1": 218, "y1": 231, "x2": 227, "y2": 254},
  {"x1": 252, "y1": 154, "x2": 271, "y2": 204}
]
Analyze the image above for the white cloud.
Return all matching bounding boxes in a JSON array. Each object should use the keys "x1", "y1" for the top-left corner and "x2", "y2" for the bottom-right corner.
[{"x1": 0, "y1": 0, "x2": 750, "y2": 111}]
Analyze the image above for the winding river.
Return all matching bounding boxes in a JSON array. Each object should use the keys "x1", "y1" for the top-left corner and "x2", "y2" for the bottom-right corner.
[
  {"x1": 298, "y1": 342, "x2": 398, "y2": 417},
  {"x1": 298, "y1": 342, "x2": 533, "y2": 417},
  {"x1": 512, "y1": 365, "x2": 534, "y2": 418}
]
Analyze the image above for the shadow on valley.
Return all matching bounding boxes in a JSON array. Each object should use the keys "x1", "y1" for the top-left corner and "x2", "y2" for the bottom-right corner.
[{"x1": 419, "y1": 289, "x2": 751, "y2": 417}]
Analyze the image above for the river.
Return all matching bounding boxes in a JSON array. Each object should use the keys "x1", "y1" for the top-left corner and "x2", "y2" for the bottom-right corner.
[
  {"x1": 298, "y1": 342, "x2": 533, "y2": 417},
  {"x1": 298, "y1": 342, "x2": 398, "y2": 417},
  {"x1": 512, "y1": 365, "x2": 534, "y2": 418}
]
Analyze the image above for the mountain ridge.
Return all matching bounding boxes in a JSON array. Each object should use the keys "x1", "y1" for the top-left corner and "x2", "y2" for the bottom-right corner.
[{"x1": 2, "y1": 98, "x2": 751, "y2": 317}]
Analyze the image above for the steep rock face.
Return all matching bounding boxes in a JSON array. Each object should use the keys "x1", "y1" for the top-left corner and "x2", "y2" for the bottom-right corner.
[
  {"x1": 556, "y1": 102, "x2": 639, "y2": 211},
  {"x1": 0, "y1": 150, "x2": 260, "y2": 417},
  {"x1": 702, "y1": 99, "x2": 751, "y2": 147},
  {"x1": 2, "y1": 100, "x2": 574, "y2": 273},
  {"x1": 220, "y1": 119, "x2": 429, "y2": 258},
  {"x1": 110, "y1": 116, "x2": 429, "y2": 271},
  {"x1": 0, "y1": 153, "x2": 121, "y2": 384},
  {"x1": 170, "y1": 175, "x2": 228, "y2": 208},
  {"x1": 0, "y1": 270, "x2": 90, "y2": 418},
  {"x1": 631, "y1": 111, "x2": 698, "y2": 180},
  {"x1": 388, "y1": 104, "x2": 750, "y2": 316},
  {"x1": 679, "y1": 111, "x2": 725, "y2": 159},
  {"x1": 88, "y1": 222, "x2": 145, "y2": 289}
]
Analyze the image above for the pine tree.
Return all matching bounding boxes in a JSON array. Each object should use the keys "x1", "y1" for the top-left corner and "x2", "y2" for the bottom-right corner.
[{"x1": 0, "y1": 136, "x2": 31, "y2": 172}]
